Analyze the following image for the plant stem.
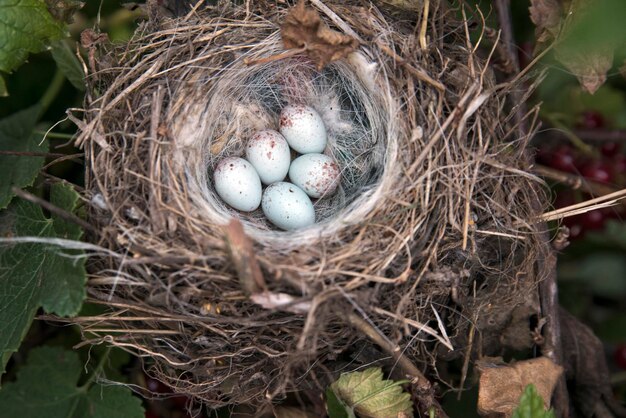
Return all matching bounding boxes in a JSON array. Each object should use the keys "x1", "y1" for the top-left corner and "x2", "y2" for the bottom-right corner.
[{"x1": 39, "y1": 69, "x2": 66, "y2": 118}]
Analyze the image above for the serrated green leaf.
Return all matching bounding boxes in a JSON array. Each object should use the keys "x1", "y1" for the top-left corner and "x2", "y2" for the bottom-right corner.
[
  {"x1": 0, "y1": 346, "x2": 144, "y2": 418},
  {"x1": 0, "y1": 185, "x2": 86, "y2": 374},
  {"x1": 49, "y1": 182, "x2": 83, "y2": 239},
  {"x1": 329, "y1": 368, "x2": 413, "y2": 418},
  {"x1": 0, "y1": 0, "x2": 66, "y2": 75},
  {"x1": 40, "y1": 183, "x2": 86, "y2": 316},
  {"x1": 50, "y1": 39, "x2": 85, "y2": 91},
  {"x1": 0, "y1": 200, "x2": 48, "y2": 375},
  {"x1": 87, "y1": 385, "x2": 145, "y2": 418},
  {"x1": 0, "y1": 0, "x2": 66, "y2": 71},
  {"x1": 511, "y1": 384, "x2": 555, "y2": 418},
  {"x1": 0, "y1": 104, "x2": 47, "y2": 209}
]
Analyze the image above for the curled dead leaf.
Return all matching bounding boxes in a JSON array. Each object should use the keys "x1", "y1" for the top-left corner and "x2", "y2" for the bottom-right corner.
[
  {"x1": 281, "y1": 0, "x2": 359, "y2": 70},
  {"x1": 529, "y1": 0, "x2": 562, "y2": 40},
  {"x1": 476, "y1": 356, "x2": 563, "y2": 417},
  {"x1": 555, "y1": 46, "x2": 613, "y2": 94},
  {"x1": 529, "y1": 0, "x2": 616, "y2": 94}
]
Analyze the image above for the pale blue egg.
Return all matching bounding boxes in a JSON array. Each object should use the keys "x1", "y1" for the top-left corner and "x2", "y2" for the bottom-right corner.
[
  {"x1": 262, "y1": 182, "x2": 315, "y2": 230},
  {"x1": 214, "y1": 157, "x2": 262, "y2": 212}
]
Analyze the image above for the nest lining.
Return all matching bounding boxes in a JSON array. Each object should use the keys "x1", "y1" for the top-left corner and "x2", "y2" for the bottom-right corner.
[
  {"x1": 174, "y1": 35, "x2": 396, "y2": 243},
  {"x1": 74, "y1": 0, "x2": 550, "y2": 408}
]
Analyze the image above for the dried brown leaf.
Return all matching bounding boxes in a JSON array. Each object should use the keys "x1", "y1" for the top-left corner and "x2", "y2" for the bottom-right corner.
[
  {"x1": 281, "y1": 0, "x2": 359, "y2": 70},
  {"x1": 529, "y1": 0, "x2": 562, "y2": 38},
  {"x1": 555, "y1": 46, "x2": 613, "y2": 94},
  {"x1": 529, "y1": 0, "x2": 614, "y2": 94},
  {"x1": 476, "y1": 357, "x2": 563, "y2": 417}
]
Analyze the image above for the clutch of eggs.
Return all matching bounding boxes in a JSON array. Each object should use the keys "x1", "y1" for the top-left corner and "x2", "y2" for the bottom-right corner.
[{"x1": 213, "y1": 105, "x2": 341, "y2": 230}]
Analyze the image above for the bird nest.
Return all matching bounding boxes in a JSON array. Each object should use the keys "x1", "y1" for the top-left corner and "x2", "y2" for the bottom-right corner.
[{"x1": 73, "y1": 0, "x2": 550, "y2": 409}]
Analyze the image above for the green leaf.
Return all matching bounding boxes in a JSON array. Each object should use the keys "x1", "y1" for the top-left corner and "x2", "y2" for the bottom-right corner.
[
  {"x1": 50, "y1": 39, "x2": 85, "y2": 91},
  {"x1": 0, "y1": 75, "x2": 6, "y2": 96},
  {"x1": 326, "y1": 387, "x2": 356, "y2": 418},
  {"x1": 0, "y1": 185, "x2": 86, "y2": 374},
  {"x1": 0, "y1": 200, "x2": 48, "y2": 375},
  {"x1": 86, "y1": 385, "x2": 145, "y2": 418},
  {"x1": 0, "y1": 104, "x2": 47, "y2": 209},
  {"x1": 39, "y1": 183, "x2": 86, "y2": 316},
  {"x1": 587, "y1": 220, "x2": 626, "y2": 250},
  {"x1": 0, "y1": 0, "x2": 66, "y2": 75},
  {"x1": 511, "y1": 384, "x2": 555, "y2": 418},
  {"x1": 559, "y1": 252, "x2": 626, "y2": 299},
  {"x1": 329, "y1": 368, "x2": 413, "y2": 418},
  {"x1": 0, "y1": 346, "x2": 144, "y2": 418}
]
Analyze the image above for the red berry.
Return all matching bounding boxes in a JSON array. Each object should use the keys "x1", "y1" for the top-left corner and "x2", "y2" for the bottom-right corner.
[
  {"x1": 601, "y1": 142, "x2": 621, "y2": 157},
  {"x1": 549, "y1": 146, "x2": 577, "y2": 172},
  {"x1": 577, "y1": 110, "x2": 605, "y2": 130},
  {"x1": 614, "y1": 344, "x2": 626, "y2": 370},
  {"x1": 581, "y1": 161, "x2": 613, "y2": 184}
]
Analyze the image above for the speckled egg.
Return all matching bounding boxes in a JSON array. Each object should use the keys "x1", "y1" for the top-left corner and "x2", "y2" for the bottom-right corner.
[
  {"x1": 262, "y1": 182, "x2": 315, "y2": 230},
  {"x1": 279, "y1": 105, "x2": 327, "y2": 154},
  {"x1": 245, "y1": 130, "x2": 291, "y2": 185},
  {"x1": 213, "y1": 157, "x2": 262, "y2": 212},
  {"x1": 288, "y1": 153, "x2": 340, "y2": 198}
]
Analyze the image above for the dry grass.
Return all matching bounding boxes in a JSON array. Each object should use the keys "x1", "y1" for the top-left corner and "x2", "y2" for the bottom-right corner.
[{"x1": 72, "y1": 0, "x2": 550, "y2": 408}]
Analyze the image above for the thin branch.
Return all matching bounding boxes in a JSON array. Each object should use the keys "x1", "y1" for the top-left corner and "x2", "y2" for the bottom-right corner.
[
  {"x1": 538, "y1": 243, "x2": 570, "y2": 417},
  {"x1": 533, "y1": 164, "x2": 621, "y2": 198},
  {"x1": 345, "y1": 312, "x2": 426, "y2": 386},
  {"x1": 493, "y1": 0, "x2": 519, "y2": 73},
  {"x1": 344, "y1": 312, "x2": 449, "y2": 417},
  {"x1": 224, "y1": 219, "x2": 266, "y2": 295}
]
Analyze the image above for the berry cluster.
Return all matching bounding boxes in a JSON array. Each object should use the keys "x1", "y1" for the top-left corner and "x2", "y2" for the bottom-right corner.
[{"x1": 536, "y1": 114, "x2": 625, "y2": 239}]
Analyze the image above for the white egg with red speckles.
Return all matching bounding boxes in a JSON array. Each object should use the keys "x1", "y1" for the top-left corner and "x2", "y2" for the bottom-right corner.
[
  {"x1": 288, "y1": 153, "x2": 340, "y2": 198},
  {"x1": 245, "y1": 130, "x2": 291, "y2": 185},
  {"x1": 213, "y1": 157, "x2": 262, "y2": 212},
  {"x1": 262, "y1": 182, "x2": 315, "y2": 230},
  {"x1": 279, "y1": 105, "x2": 327, "y2": 154}
]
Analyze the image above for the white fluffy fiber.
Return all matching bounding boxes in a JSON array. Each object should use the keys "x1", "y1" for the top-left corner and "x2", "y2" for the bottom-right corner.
[{"x1": 170, "y1": 33, "x2": 399, "y2": 248}]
